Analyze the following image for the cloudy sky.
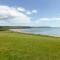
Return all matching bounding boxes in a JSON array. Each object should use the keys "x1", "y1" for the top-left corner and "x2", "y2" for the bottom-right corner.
[{"x1": 0, "y1": 0, "x2": 60, "y2": 27}]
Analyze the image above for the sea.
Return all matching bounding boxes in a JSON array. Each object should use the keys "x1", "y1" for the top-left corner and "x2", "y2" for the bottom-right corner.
[{"x1": 10, "y1": 27, "x2": 60, "y2": 37}]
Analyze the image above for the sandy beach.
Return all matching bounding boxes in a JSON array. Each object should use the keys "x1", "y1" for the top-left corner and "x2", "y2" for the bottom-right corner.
[{"x1": 9, "y1": 29, "x2": 60, "y2": 37}]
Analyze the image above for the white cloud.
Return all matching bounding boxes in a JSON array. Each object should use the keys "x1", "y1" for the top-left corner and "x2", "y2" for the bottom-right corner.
[
  {"x1": 26, "y1": 11, "x2": 32, "y2": 15},
  {"x1": 51, "y1": 18, "x2": 60, "y2": 20},
  {"x1": 0, "y1": 5, "x2": 31, "y2": 26},
  {"x1": 0, "y1": 5, "x2": 60, "y2": 27},
  {"x1": 40, "y1": 18, "x2": 49, "y2": 21},
  {"x1": 26, "y1": 10, "x2": 38, "y2": 15},
  {"x1": 32, "y1": 10, "x2": 37, "y2": 13},
  {"x1": 31, "y1": 17, "x2": 60, "y2": 27},
  {"x1": 37, "y1": 18, "x2": 60, "y2": 21},
  {"x1": 17, "y1": 7, "x2": 26, "y2": 12}
]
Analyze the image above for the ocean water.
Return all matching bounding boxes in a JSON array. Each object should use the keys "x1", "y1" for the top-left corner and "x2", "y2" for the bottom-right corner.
[
  {"x1": 10, "y1": 27, "x2": 60, "y2": 37},
  {"x1": 20, "y1": 27, "x2": 60, "y2": 36}
]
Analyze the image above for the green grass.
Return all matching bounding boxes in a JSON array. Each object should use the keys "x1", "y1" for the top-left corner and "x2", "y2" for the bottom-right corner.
[{"x1": 0, "y1": 31, "x2": 60, "y2": 60}]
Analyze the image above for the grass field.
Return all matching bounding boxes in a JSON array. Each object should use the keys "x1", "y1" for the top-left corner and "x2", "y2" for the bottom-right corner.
[{"x1": 0, "y1": 31, "x2": 60, "y2": 60}]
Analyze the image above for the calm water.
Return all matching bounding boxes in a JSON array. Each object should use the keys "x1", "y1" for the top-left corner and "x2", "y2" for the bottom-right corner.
[{"x1": 11, "y1": 27, "x2": 60, "y2": 37}]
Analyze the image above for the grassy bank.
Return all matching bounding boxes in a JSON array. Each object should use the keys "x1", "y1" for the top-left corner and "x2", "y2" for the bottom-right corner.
[{"x1": 0, "y1": 31, "x2": 60, "y2": 60}]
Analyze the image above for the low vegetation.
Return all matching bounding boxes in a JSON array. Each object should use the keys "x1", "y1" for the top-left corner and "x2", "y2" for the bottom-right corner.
[{"x1": 0, "y1": 31, "x2": 60, "y2": 60}]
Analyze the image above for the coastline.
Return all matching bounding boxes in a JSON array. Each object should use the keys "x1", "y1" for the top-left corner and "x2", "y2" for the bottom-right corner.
[{"x1": 9, "y1": 29, "x2": 60, "y2": 37}]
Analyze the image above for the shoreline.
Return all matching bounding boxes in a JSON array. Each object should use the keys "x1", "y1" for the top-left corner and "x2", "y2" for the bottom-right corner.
[{"x1": 9, "y1": 29, "x2": 60, "y2": 37}]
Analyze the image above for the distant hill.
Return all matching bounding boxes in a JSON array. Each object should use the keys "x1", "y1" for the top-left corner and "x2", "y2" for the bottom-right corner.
[
  {"x1": 0, "y1": 26, "x2": 60, "y2": 30},
  {"x1": 0, "y1": 26, "x2": 31, "y2": 29}
]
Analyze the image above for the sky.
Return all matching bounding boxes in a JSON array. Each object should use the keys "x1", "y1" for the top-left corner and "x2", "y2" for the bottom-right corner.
[{"x1": 0, "y1": 0, "x2": 60, "y2": 27}]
